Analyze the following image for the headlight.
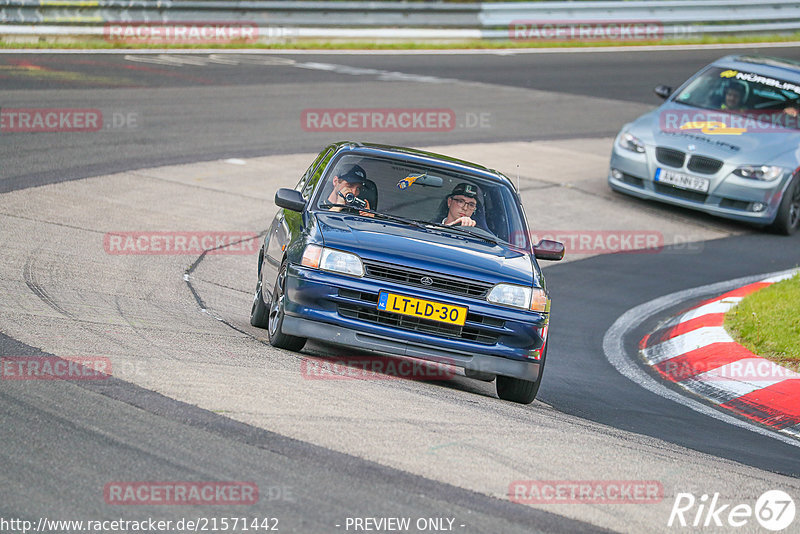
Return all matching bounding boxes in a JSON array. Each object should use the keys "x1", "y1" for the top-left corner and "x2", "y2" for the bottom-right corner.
[
  {"x1": 301, "y1": 245, "x2": 364, "y2": 277},
  {"x1": 487, "y1": 284, "x2": 530, "y2": 309},
  {"x1": 618, "y1": 131, "x2": 645, "y2": 153},
  {"x1": 486, "y1": 284, "x2": 550, "y2": 312},
  {"x1": 732, "y1": 165, "x2": 786, "y2": 182}
]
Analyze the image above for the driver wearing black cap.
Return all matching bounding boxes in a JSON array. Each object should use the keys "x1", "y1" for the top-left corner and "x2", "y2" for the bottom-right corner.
[
  {"x1": 442, "y1": 182, "x2": 480, "y2": 227},
  {"x1": 326, "y1": 164, "x2": 373, "y2": 216}
]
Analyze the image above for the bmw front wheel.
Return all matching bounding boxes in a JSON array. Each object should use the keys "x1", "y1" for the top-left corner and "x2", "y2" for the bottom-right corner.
[{"x1": 770, "y1": 174, "x2": 800, "y2": 235}]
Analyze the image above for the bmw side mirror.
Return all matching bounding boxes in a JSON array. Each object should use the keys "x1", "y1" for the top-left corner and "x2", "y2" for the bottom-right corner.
[
  {"x1": 654, "y1": 85, "x2": 673, "y2": 100},
  {"x1": 533, "y1": 239, "x2": 565, "y2": 261},
  {"x1": 275, "y1": 188, "x2": 306, "y2": 212}
]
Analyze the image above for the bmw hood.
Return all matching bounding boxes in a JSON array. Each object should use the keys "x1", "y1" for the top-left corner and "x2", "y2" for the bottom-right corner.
[
  {"x1": 314, "y1": 212, "x2": 537, "y2": 287},
  {"x1": 628, "y1": 102, "x2": 800, "y2": 162}
]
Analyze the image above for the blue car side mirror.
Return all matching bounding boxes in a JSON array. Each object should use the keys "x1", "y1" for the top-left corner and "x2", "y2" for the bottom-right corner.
[{"x1": 275, "y1": 188, "x2": 306, "y2": 212}]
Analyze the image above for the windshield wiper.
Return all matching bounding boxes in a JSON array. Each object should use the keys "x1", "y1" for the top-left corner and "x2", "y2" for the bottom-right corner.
[
  {"x1": 318, "y1": 202, "x2": 498, "y2": 244},
  {"x1": 420, "y1": 220, "x2": 499, "y2": 245},
  {"x1": 318, "y1": 203, "x2": 425, "y2": 229}
]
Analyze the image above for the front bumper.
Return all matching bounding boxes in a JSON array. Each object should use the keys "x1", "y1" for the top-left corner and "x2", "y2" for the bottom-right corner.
[
  {"x1": 608, "y1": 142, "x2": 788, "y2": 225},
  {"x1": 282, "y1": 316, "x2": 541, "y2": 381},
  {"x1": 280, "y1": 264, "x2": 546, "y2": 381}
]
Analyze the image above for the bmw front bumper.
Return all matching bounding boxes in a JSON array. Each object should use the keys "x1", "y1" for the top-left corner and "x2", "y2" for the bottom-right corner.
[{"x1": 608, "y1": 140, "x2": 790, "y2": 225}]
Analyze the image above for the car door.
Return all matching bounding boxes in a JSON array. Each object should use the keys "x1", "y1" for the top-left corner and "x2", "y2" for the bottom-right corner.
[{"x1": 262, "y1": 145, "x2": 336, "y2": 294}]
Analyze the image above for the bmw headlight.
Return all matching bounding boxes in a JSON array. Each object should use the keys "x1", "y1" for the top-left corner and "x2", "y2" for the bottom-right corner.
[
  {"x1": 618, "y1": 131, "x2": 645, "y2": 154},
  {"x1": 301, "y1": 245, "x2": 364, "y2": 277},
  {"x1": 732, "y1": 165, "x2": 786, "y2": 182},
  {"x1": 487, "y1": 284, "x2": 550, "y2": 312}
]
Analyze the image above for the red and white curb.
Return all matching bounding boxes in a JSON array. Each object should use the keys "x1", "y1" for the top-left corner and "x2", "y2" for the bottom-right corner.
[{"x1": 640, "y1": 270, "x2": 800, "y2": 439}]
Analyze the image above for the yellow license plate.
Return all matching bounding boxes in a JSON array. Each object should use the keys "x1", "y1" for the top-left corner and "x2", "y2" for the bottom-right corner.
[{"x1": 377, "y1": 292, "x2": 467, "y2": 326}]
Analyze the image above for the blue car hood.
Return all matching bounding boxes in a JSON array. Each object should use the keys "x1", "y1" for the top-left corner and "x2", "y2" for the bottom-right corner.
[
  {"x1": 315, "y1": 212, "x2": 537, "y2": 287},
  {"x1": 630, "y1": 102, "x2": 800, "y2": 162}
]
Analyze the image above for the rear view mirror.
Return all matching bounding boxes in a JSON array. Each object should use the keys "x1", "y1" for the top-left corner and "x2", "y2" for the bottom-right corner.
[
  {"x1": 397, "y1": 173, "x2": 443, "y2": 189},
  {"x1": 275, "y1": 188, "x2": 306, "y2": 212},
  {"x1": 417, "y1": 174, "x2": 443, "y2": 187},
  {"x1": 654, "y1": 85, "x2": 673, "y2": 100},
  {"x1": 533, "y1": 239, "x2": 565, "y2": 261}
]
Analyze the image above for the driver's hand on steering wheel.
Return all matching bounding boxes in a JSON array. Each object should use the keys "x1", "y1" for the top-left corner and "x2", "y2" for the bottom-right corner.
[
  {"x1": 359, "y1": 200, "x2": 374, "y2": 218},
  {"x1": 447, "y1": 216, "x2": 476, "y2": 227}
]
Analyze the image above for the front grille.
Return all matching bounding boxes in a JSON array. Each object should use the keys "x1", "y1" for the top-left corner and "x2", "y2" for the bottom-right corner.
[
  {"x1": 337, "y1": 289, "x2": 504, "y2": 345},
  {"x1": 656, "y1": 147, "x2": 686, "y2": 168},
  {"x1": 654, "y1": 183, "x2": 708, "y2": 203},
  {"x1": 688, "y1": 155, "x2": 723, "y2": 175},
  {"x1": 362, "y1": 259, "x2": 494, "y2": 299}
]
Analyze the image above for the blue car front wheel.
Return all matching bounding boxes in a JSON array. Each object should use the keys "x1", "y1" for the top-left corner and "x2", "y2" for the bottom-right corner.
[
  {"x1": 496, "y1": 345, "x2": 546, "y2": 404},
  {"x1": 268, "y1": 262, "x2": 307, "y2": 352}
]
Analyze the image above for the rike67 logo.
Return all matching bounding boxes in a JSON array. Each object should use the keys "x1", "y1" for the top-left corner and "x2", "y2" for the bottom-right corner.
[{"x1": 669, "y1": 490, "x2": 795, "y2": 531}]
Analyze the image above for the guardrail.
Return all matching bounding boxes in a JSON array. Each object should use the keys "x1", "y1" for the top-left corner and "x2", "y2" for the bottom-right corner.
[{"x1": 1, "y1": 0, "x2": 799, "y2": 41}]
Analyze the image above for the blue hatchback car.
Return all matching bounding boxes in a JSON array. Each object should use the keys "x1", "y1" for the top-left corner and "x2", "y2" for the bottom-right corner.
[{"x1": 250, "y1": 142, "x2": 564, "y2": 403}]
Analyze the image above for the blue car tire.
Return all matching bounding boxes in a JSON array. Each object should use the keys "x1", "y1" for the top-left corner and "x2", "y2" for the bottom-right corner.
[
  {"x1": 495, "y1": 345, "x2": 546, "y2": 404},
  {"x1": 268, "y1": 262, "x2": 307, "y2": 352}
]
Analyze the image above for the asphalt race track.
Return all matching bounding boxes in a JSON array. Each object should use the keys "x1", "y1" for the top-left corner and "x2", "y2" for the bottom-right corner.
[{"x1": 1, "y1": 45, "x2": 800, "y2": 533}]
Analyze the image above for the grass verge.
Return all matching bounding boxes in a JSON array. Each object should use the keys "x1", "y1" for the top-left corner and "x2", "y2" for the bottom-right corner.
[{"x1": 725, "y1": 272, "x2": 800, "y2": 367}]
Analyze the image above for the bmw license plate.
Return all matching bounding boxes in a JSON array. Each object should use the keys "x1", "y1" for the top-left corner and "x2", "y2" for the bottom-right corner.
[
  {"x1": 377, "y1": 292, "x2": 467, "y2": 326},
  {"x1": 655, "y1": 168, "x2": 710, "y2": 193}
]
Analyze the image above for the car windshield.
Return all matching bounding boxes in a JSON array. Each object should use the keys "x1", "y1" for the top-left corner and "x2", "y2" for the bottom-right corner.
[
  {"x1": 313, "y1": 154, "x2": 531, "y2": 248},
  {"x1": 672, "y1": 66, "x2": 800, "y2": 129}
]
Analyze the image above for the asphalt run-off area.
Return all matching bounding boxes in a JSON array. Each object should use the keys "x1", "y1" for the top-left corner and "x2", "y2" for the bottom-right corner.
[{"x1": 1, "y1": 44, "x2": 800, "y2": 534}]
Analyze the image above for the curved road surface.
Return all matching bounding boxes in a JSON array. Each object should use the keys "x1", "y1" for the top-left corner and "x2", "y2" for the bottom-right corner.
[{"x1": 1, "y1": 45, "x2": 799, "y2": 533}]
